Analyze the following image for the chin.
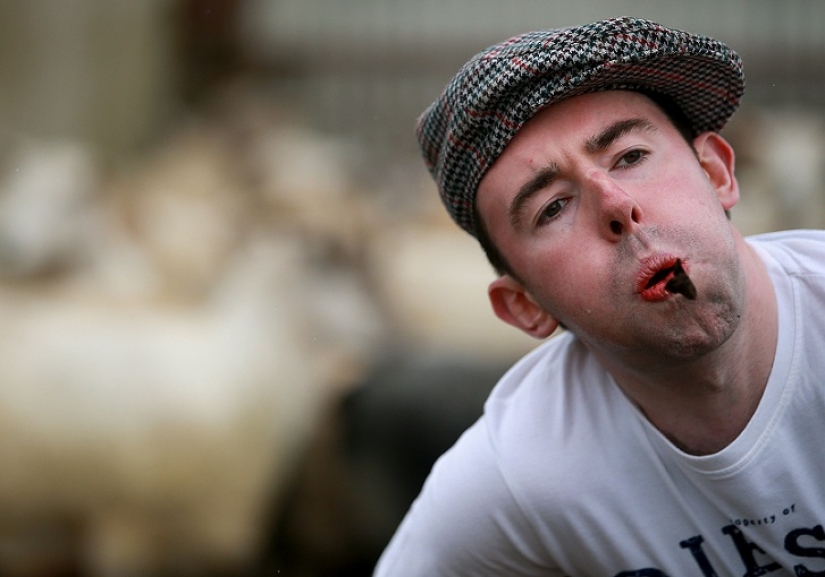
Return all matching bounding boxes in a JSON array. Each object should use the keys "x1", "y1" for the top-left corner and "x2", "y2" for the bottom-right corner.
[{"x1": 650, "y1": 302, "x2": 743, "y2": 360}]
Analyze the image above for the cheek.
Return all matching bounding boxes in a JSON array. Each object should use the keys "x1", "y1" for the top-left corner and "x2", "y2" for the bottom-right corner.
[
  {"x1": 519, "y1": 250, "x2": 606, "y2": 314},
  {"x1": 662, "y1": 170, "x2": 722, "y2": 212}
]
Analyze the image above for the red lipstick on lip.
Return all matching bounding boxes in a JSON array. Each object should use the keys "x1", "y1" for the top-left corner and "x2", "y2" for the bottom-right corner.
[{"x1": 637, "y1": 257, "x2": 696, "y2": 302}]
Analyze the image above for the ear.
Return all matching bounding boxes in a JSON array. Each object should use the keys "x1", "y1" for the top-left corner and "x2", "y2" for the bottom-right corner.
[
  {"x1": 692, "y1": 131, "x2": 740, "y2": 211},
  {"x1": 488, "y1": 275, "x2": 559, "y2": 339}
]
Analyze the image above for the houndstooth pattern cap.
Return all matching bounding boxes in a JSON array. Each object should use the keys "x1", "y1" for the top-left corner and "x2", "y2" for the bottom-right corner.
[{"x1": 416, "y1": 16, "x2": 745, "y2": 238}]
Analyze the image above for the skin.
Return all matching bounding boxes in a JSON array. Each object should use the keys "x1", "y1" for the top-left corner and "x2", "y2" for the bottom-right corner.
[{"x1": 476, "y1": 91, "x2": 778, "y2": 455}]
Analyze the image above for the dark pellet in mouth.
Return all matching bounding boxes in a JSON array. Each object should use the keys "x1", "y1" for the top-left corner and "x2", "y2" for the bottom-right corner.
[{"x1": 665, "y1": 259, "x2": 697, "y2": 300}]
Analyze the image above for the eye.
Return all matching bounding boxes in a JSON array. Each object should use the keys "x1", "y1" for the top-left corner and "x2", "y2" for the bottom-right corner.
[
  {"x1": 615, "y1": 149, "x2": 647, "y2": 169},
  {"x1": 536, "y1": 198, "x2": 569, "y2": 226}
]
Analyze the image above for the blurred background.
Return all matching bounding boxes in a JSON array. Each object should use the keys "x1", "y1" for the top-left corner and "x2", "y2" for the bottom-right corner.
[{"x1": 0, "y1": 1, "x2": 823, "y2": 575}]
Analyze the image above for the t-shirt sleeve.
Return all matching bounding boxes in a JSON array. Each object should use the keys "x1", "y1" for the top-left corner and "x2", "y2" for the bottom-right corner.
[{"x1": 372, "y1": 418, "x2": 562, "y2": 576}]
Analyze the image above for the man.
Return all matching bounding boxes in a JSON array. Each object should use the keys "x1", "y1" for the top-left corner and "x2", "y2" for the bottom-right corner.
[{"x1": 373, "y1": 16, "x2": 825, "y2": 576}]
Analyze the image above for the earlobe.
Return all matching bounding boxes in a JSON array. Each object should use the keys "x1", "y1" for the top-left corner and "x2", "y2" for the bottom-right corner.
[
  {"x1": 488, "y1": 276, "x2": 559, "y2": 339},
  {"x1": 693, "y1": 131, "x2": 740, "y2": 211}
]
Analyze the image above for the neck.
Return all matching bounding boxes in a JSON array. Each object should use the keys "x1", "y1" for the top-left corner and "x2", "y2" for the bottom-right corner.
[{"x1": 603, "y1": 237, "x2": 778, "y2": 456}]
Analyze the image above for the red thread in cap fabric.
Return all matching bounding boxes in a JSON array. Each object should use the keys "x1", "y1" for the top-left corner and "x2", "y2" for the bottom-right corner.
[{"x1": 416, "y1": 17, "x2": 745, "y2": 237}]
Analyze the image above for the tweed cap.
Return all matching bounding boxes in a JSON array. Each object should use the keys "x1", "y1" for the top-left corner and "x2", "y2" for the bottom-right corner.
[{"x1": 416, "y1": 16, "x2": 745, "y2": 237}]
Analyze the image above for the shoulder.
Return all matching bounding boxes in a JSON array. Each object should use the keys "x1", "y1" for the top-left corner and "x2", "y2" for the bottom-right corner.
[
  {"x1": 373, "y1": 416, "x2": 557, "y2": 575},
  {"x1": 484, "y1": 332, "x2": 622, "y2": 465},
  {"x1": 373, "y1": 336, "x2": 593, "y2": 576},
  {"x1": 747, "y1": 229, "x2": 825, "y2": 276},
  {"x1": 480, "y1": 333, "x2": 640, "y2": 511}
]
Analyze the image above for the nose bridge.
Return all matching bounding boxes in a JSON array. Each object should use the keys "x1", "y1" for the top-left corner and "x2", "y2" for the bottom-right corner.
[
  {"x1": 586, "y1": 168, "x2": 626, "y2": 202},
  {"x1": 584, "y1": 168, "x2": 640, "y2": 237}
]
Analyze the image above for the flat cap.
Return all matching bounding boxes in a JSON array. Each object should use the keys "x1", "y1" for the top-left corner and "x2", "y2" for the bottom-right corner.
[{"x1": 416, "y1": 16, "x2": 745, "y2": 237}]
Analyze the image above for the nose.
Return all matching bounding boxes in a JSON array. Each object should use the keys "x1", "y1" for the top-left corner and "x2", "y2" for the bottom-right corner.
[{"x1": 585, "y1": 171, "x2": 642, "y2": 241}]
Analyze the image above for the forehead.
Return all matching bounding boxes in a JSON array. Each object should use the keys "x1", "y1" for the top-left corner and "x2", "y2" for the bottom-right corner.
[
  {"x1": 477, "y1": 90, "x2": 670, "y2": 196},
  {"x1": 503, "y1": 90, "x2": 665, "y2": 150}
]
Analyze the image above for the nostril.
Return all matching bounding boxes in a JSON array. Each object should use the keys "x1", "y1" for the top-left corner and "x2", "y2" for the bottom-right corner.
[{"x1": 610, "y1": 220, "x2": 623, "y2": 235}]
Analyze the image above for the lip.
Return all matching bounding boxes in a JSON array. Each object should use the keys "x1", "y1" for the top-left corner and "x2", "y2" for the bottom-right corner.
[{"x1": 635, "y1": 254, "x2": 689, "y2": 302}]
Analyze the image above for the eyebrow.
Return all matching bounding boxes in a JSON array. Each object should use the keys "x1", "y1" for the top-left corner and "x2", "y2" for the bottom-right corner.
[
  {"x1": 507, "y1": 117, "x2": 657, "y2": 230},
  {"x1": 584, "y1": 117, "x2": 657, "y2": 154},
  {"x1": 508, "y1": 163, "x2": 559, "y2": 230}
]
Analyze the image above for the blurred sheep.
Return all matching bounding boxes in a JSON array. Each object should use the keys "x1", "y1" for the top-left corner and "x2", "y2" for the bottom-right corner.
[
  {"x1": 0, "y1": 121, "x2": 385, "y2": 577},
  {"x1": 0, "y1": 140, "x2": 99, "y2": 280}
]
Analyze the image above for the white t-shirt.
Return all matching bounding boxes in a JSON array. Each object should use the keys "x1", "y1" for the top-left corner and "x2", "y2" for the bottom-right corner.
[{"x1": 374, "y1": 230, "x2": 825, "y2": 576}]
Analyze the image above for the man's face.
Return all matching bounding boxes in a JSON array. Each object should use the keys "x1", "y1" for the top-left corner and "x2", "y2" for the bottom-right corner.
[{"x1": 476, "y1": 90, "x2": 745, "y2": 363}]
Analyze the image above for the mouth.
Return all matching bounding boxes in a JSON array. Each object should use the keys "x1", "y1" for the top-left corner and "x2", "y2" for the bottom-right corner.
[{"x1": 638, "y1": 257, "x2": 697, "y2": 302}]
